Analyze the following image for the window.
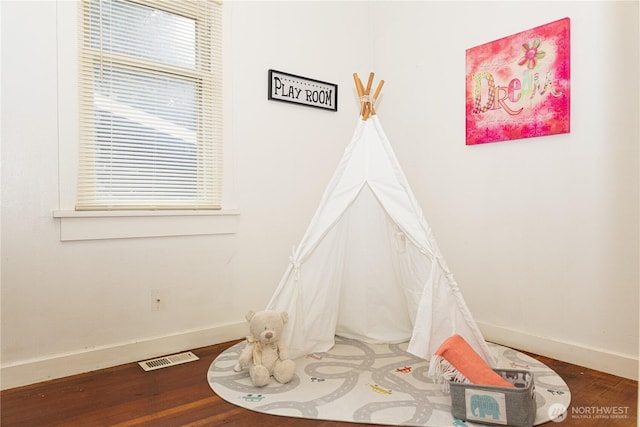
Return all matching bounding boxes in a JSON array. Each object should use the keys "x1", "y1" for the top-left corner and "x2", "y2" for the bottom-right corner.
[{"x1": 77, "y1": 0, "x2": 222, "y2": 210}]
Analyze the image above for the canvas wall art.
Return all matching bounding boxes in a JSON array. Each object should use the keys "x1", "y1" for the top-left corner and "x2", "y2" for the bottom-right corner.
[{"x1": 465, "y1": 18, "x2": 570, "y2": 145}]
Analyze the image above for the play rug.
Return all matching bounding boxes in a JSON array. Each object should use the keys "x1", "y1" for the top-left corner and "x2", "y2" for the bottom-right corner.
[{"x1": 208, "y1": 337, "x2": 570, "y2": 426}]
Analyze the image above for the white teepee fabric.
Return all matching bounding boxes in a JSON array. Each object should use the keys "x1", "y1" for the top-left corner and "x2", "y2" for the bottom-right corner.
[{"x1": 266, "y1": 115, "x2": 496, "y2": 366}]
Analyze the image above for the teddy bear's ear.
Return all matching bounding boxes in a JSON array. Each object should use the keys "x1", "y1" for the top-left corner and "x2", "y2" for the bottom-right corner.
[
  {"x1": 280, "y1": 311, "x2": 289, "y2": 324},
  {"x1": 245, "y1": 310, "x2": 256, "y2": 322}
]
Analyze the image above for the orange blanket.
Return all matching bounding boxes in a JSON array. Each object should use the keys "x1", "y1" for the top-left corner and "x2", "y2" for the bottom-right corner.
[{"x1": 428, "y1": 334, "x2": 514, "y2": 391}]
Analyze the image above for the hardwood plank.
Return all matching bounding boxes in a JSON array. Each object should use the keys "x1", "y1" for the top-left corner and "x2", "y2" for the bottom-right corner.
[
  {"x1": 521, "y1": 351, "x2": 637, "y2": 426},
  {"x1": 1, "y1": 341, "x2": 636, "y2": 426}
]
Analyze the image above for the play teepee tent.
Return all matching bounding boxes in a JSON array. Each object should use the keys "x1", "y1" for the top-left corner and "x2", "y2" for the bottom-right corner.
[{"x1": 266, "y1": 73, "x2": 496, "y2": 366}]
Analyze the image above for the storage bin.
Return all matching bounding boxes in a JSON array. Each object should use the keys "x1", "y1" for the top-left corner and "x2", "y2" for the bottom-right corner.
[{"x1": 449, "y1": 369, "x2": 536, "y2": 427}]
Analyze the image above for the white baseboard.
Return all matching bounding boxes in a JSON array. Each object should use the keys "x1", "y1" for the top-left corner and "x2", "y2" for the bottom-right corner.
[
  {"x1": 0, "y1": 321, "x2": 246, "y2": 390},
  {"x1": 3, "y1": 321, "x2": 637, "y2": 390},
  {"x1": 478, "y1": 321, "x2": 639, "y2": 381}
]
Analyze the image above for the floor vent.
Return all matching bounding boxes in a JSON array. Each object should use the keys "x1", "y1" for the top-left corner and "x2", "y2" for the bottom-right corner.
[{"x1": 138, "y1": 351, "x2": 199, "y2": 372}]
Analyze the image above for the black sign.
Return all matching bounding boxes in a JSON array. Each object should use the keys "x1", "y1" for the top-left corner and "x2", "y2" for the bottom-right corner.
[{"x1": 268, "y1": 69, "x2": 338, "y2": 112}]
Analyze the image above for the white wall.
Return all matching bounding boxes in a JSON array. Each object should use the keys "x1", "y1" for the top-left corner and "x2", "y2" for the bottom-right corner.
[
  {"x1": 370, "y1": 1, "x2": 639, "y2": 379},
  {"x1": 1, "y1": 1, "x2": 637, "y2": 389}
]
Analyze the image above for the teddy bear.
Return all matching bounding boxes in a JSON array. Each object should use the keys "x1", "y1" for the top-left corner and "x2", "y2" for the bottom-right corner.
[{"x1": 233, "y1": 309, "x2": 296, "y2": 387}]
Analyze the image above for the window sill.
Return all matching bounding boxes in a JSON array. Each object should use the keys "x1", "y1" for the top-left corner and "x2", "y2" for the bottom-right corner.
[{"x1": 52, "y1": 209, "x2": 239, "y2": 241}]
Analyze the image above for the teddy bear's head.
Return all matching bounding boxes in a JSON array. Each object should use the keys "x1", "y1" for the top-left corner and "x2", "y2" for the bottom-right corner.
[{"x1": 246, "y1": 309, "x2": 288, "y2": 345}]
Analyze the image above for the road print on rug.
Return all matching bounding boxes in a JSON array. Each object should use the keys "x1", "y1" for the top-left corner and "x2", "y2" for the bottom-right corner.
[{"x1": 208, "y1": 337, "x2": 570, "y2": 426}]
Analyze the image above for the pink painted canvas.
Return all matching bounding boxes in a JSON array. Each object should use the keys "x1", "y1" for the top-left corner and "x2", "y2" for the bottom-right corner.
[{"x1": 466, "y1": 18, "x2": 570, "y2": 145}]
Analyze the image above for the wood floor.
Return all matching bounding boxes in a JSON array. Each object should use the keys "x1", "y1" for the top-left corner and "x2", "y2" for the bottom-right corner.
[{"x1": 1, "y1": 340, "x2": 637, "y2": 426}]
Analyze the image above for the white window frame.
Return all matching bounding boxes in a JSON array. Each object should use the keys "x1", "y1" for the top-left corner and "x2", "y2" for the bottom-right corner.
[
  {"x1": 54, "y1": 0, "x2": 237, "y2": 241},
  {"x1": 78, "y1": 0, "x2": 222, "y2": 210}
]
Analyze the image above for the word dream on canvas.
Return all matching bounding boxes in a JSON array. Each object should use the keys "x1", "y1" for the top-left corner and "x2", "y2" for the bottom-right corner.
[{"x1": 465, "y1": 18, "x2": 570, "y2": 145}]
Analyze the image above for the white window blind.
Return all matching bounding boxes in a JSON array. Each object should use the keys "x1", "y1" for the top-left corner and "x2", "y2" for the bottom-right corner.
[{"x1": 77, "y1": 0, "x2": 222, "y2": 210}]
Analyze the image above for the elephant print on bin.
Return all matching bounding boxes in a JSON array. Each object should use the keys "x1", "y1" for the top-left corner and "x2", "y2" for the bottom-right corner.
[{"x1": 470, "y1": 394, "x2": 500, "y2": 420}]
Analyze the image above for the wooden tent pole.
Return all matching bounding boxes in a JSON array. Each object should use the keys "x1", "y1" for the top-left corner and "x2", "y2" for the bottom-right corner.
[
  {"x1": 372, "y1": 80, "x2": 384, "y2": 103},
  {"x1": 362, "y1": 72, "x2": 375, "y2": 120},
  {"x1": 371, "y1": 79, "x2": 385, "y2": 116},
  {"x1": 365, "y1": 72, "x2": 374, "y2": 95},
  {"x1": 353, "y1": 73, "x2": 364, "y2": 97},
  {"x1": 353, "y1": 73, "x2": 366, "y2": 119}
]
